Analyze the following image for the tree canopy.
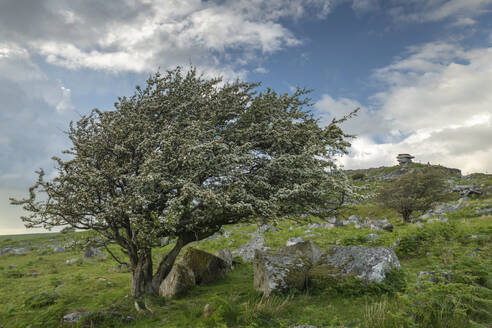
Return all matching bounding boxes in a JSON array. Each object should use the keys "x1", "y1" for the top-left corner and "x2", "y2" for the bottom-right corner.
[{"x1": 11, "y1": 67, "x2": 356, "y2": 297}]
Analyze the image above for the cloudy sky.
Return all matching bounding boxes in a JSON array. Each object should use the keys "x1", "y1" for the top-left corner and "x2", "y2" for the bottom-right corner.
[{"x1": 1, "y1": 0, "x2": 492, "y2": 234}]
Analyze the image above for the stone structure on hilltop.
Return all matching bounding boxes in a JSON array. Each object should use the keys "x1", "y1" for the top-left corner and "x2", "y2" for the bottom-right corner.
[{"x1": 397, "y1": 153, "x2": 414, "y2": 166}]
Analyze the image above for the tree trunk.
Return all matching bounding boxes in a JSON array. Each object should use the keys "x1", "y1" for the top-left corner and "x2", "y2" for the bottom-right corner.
[
  {"x1": 150, "y1": 229, "x2": 220, "y2": 295},
  {"x1": 131, "y1": 249, "x2": 154, "y2": 298},
  {"x1": 402, "y1": 210, "x2": 412, "y2": 223},
  {"x1": 150, "y1": 238, "x2": 187, "y2": 295}
]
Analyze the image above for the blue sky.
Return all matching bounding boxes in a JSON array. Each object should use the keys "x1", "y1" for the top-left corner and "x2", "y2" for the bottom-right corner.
[{"x1": 1, "y1": 0, "x2": 492, "y2": 234}]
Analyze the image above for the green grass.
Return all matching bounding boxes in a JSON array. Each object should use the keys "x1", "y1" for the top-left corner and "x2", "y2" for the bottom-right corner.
[{"x1": 1, "y1": 175, "x2": 491, "y2": 327}]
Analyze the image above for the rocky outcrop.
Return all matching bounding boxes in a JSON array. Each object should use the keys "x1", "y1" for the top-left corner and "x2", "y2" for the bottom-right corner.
[
  {"x1": 309, "y1": 246, "x2": 400, "y2": 283},
  {"x1": 254, "y1": 241, "x2": 322, "y2": 297}
]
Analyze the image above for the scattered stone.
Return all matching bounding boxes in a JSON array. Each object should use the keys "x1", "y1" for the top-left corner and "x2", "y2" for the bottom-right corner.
[
  {"x1": 232, "y1": 234, "x2": 269, "y2": 262},
  {"x1": 223, "y1": 230, "x2": 232, "y2": 238},
  {"x1": 476, "y1": 207, "x2": 492, "y2": 215},
  {"x1": 327, "y1": 217, "x2": 343, "y2": 227},
  {"x1": 286, "y1": 237, "x2": 304, "y2": 247},
  {"x1": 427, "y1": 217, "x2": 448, "y2": 224},
  {"x1": 53, "y1": 245, "x2": 66, "y2": 253},
  {"x1": 309, "y1": 246, "x2": 400, "y2": 283},
  {"x1": 83, "y1": 246, "x2": 105, "y2": 259},
  {"x1": 308, "y1": 223, "x2": 323, "y2": 230},
  {"x1": 418, "y1": 271, "x2": 453, "y2": 283},
  {"x1": 8, "y1": 264, "x2": 17, "y2": 269},
  {"x1": 254, "y1": 241, "x2": 322, "y2": 296},
  {"x1": 324, "y1": 223, "x2": 335, "y2": 230},
  {"x1": 206, "y1": 234, "x2": 222, "y2": 240},
  {"x1": 257, "y1": 224, "x2": 279, "y2": 233},
  {"x1": 366, "y1": 233, "x2": 380, "y2": 241},
  {"x1": 382, "y1": 223, "x2": 394, "y2": 232},
  {"x1": 63, "y1": 311, "x2": 90, "y2": 324},
  {"x1": 66, "y1": 258, "x2": 79, "y2": 264},
  {"x1": 289, "y1": 226, "x2": 295, "y2": 231},
  {"x1": 203, "y1": 303, "x2": 215, "y2": 318},
  {"x1": 451, "y1": 184, "x2": 482, "y2": 196}
]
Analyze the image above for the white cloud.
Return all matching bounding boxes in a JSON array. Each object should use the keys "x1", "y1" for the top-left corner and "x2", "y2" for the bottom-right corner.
[
  {"x1": 317, "y1": 43, "x2": 492, "y2": 174},
  {"x1": 3, "y1": 0, "x2": 334, "y2": 77},
  {"x1": 388, "y1": 0, "x2": 492, "y2": 24}
]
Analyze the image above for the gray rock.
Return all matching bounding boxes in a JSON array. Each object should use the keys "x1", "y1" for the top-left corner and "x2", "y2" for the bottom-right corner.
[
  {"x1": 257, "y1": 224, "x2": 279, "y2": 233},
  {"x1": 160, "y1": 248, "x2": 228, "y2": 298},
  {"x1": 232, "y1": 234, "x2": 269, "y2": 262},
  {"x1": 8, "y1": 264, "x2": 17, "y2": 269},
  {"x1": 254, "y1": 241, "x2": 321, "y2": 296},
  {"x1": 427, "y1": 217, "x2": 448, "y2": 224},
  {"x1": 215, "y1": 249, "x2": 233, "y2": 269},
  {"x1": 324, "y1": 223, "x2": 335, "y2": 230},
  {"x1": 206, "y1": 234, "x2": 222, "y2": 240},
  {"x1": 366, "y1": 233, "x2": 380, "y2": 241},
  {"x1": 63, "y1": 311, "x2": 90, "y2": 323},
  {"x1": 83, "y1": 246, "x2": 105, "y2": 259},
  {"x1": 179, "y1": 248, "x2": 229, "y2": 284},
  {"x1": 159, "y1": 263, "x2": 196, "y2": 298},
  {"x1": 223, "y1": 230, "x2": 232, "y2": 238},
  {"x1": 1, "y1": 247, "x2": 29, "y2": 255},
  {"x1": 66, "y1": 258, "x2": 79, "y2": 264},
  {"x1": 347, "y1": 214, "x2": 360, "y2": 225},
  {"x1": 382, "y1": 223, "x2": 394, "y2": 232},
  {"x1": 53, "y1": 245, "x2": 66, "y2": 253},
  {"x1": 308, "y1": 223, "x2": 323, "y2": 230},
  {"x1": 476, "y1": 207, "x2": 492, "y2": 215},
  {"x1": 286, "y1": 237, "x2": 304, "y2": 247},
  {"x1": 309, "y1": 246, "x2": 400, "y2": 283},
  {"x1": 327, "y1": 217, "x2": 343, "y2": 226},
  {"x1": 418, "y1": 271, "x2": 453, "y2": 283}
]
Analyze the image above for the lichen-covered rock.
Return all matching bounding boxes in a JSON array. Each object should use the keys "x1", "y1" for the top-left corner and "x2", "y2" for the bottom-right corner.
[
  {"x1": 309, "y1": 246, "x2": 400, "y2": 283},
  {"x1": 63, "y1": 311, "x2": 91, "y2": 324},
  {"x1": 278, "y1": 241, "x2": 322, "y2": 266},
  {"x1": 286, "y1": 237, "x2": 304, "y2": 247},
  {"x1": 159, "y1": 263, "x2": 196, "y2": 298},
  {"x1": 232, "y1": 234, "x2": 269, "y2": 262},
  {"x1": 215, "y1": 249, "x2": 233, "y2": 269},
  {"x1": 254, "y1": 241, "x2": 322, "y2": 297},
  {"x1": 180, "y1": 248, "x2": 229, "y2": 284}
]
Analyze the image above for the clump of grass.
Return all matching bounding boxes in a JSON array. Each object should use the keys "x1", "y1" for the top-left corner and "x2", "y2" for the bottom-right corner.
[
  {"x1": 363, "y1": 296, "x2": 405, "y2": 328},
  {"x1": 24, "y1": 292, "x2": 57, "y2": 309}
]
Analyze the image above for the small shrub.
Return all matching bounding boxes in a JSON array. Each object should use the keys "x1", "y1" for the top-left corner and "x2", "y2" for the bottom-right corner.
[{"x1": 352, "y1": 172, "x2": 365, "y2": 180}]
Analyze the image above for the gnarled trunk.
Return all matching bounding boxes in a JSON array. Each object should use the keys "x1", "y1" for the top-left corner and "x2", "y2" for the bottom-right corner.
[
  {"x1": 131, "y1": 248, "x2": 153, "y2": 298},
  {"x1": 151, "y1": 238, "x2": 187, "y2": 294}
]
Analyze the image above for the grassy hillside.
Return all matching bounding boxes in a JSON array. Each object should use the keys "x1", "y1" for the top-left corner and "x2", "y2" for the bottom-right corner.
[{"x1": 1, "y1": 169, "x2": 491, "y2": 328}]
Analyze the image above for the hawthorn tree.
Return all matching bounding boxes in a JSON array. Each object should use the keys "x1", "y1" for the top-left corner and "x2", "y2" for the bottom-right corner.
[
  {"x1": 11, "y1": 67, "x2": 356, "y2": 297},
  {"x1": 376, "y1": 168, "x2": 449, "y2": 222}
]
